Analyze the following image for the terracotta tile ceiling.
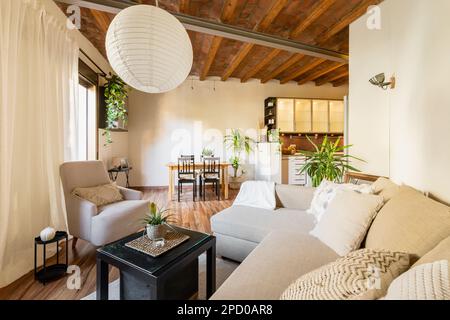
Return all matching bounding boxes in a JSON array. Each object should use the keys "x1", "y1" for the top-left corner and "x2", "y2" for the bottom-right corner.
[{"x1": 56, "y1": 0, "x2": 383, "y2": 87}]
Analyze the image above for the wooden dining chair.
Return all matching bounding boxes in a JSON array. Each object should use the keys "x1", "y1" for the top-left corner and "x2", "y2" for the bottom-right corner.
[
  {"x1": 199, "y1": 157, "x2": 221, "y2": 201},
  {"x1": 177, "y1": 155, "x2": 197, "y2": 202}
]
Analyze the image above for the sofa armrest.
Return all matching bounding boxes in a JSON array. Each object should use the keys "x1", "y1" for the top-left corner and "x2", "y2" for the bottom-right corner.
[
  {"x1": 65, "y1": 195, "x2": 98, "y2": 241},
  {"x1": 275, "y1": 184, "x2": 316, "y2": 210},
  {"x1": 118, "y1": 186, "x2": 143, "y2": 200}
]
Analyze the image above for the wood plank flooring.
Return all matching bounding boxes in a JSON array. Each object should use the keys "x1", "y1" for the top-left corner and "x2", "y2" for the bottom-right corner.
[{"x1": 0, "y1": 187, "x2": 237, "y2": 300}]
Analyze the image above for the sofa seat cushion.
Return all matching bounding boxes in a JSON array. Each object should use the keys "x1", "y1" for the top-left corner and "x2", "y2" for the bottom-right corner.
[
  {"x1": 210, "y1": 206, "x2": 315, "y2": 244},
  {"x1": 211, "y1": 231, "x2": 339, "y2": 300},
  {"x1": 365, "y1": 186, "x2": 450, "y2": 262},
  {"x1": 91, "y1": 200, "x2": 149, "y2": 246}
]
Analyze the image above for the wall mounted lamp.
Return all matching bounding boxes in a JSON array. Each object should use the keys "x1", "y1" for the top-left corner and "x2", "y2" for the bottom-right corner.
[{"x1": 369, "y1": 73, "x2": 396, "y2": 90}]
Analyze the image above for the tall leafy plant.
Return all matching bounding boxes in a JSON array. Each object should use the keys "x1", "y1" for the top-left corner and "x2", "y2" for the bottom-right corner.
[
  {"x1": 224, "y1": 129, "x2": 254, "y2": 178},
  {"x1": 103, "y1": 75, "x2": 128, "y2": 144},
  {"x1": 300, "y1": 136, "x2": 364, "y2": 187}
]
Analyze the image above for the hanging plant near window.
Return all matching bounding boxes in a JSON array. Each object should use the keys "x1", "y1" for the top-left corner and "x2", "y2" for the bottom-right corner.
[{"x1": 103, "y1": 75, "x2": 129, "y2": 144}]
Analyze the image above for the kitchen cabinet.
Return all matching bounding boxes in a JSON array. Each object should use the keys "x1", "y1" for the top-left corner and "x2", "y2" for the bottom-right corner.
[
  {"x1": 265, "y1": 97, "x2": 345, "y2": 134},
  {"x1": 288, "y1": 156, "x2": 308, "y2": 185},
  {"x1": 312, "y1": 100, "x2": 329, "y2": 132},
  {"x1": 294, "y1": 99, "x2": 312, "y2": 132},
  {"x1": 276, "y1": 99, "x2": 294, "y2": 132},
  {"x1": 329, "y1": 100, "x2": 345, "y2": 133}
]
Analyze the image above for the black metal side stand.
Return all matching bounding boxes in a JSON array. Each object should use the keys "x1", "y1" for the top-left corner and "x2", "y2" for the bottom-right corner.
[{"x1": 34, "y1": 231, "x2": 68, "y2": 285}]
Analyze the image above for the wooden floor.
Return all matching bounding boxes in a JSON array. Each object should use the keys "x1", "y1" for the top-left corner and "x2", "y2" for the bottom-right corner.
[{"x1": 0, "y1": 187, "x2": 237, "y2": 300}]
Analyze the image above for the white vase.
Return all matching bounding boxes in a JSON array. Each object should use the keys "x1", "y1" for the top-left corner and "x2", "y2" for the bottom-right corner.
[{"x1": 146, "y1": 224, "x2": 167, "y2": 240}]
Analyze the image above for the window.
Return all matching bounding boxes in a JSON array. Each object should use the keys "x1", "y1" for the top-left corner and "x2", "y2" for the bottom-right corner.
[{"x1": 77, "y1": 81, "x2": 97, "y2": 160}]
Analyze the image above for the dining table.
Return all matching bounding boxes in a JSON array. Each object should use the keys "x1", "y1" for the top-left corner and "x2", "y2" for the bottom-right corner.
[{"x1": 166, "y1": 162, "x2": 230, "y2": 201}]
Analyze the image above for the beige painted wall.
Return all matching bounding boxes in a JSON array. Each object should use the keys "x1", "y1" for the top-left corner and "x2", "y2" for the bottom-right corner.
[
  {"x1": 128, "y1": 79, "x2": 348, "y2": 186},
  {"x1": 349, "y1": 0, "x2": 450, "y2": 202}
]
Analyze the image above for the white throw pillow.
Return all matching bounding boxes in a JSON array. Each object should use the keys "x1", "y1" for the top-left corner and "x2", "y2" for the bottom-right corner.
[
  {"x1": 384, "y1": 260, "x2": 450, "y2": 300},
  {"x1": 307, "y1": 180, "x2": 374, "y2": 222},
  {"x1": 310, "y1": 190, "x2": 383, "y2": 256}
]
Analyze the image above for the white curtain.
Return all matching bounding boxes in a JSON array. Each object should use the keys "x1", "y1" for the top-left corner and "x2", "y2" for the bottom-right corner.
[{"x1": 0, "y1": 0, "x2": 79, "y2": 287}]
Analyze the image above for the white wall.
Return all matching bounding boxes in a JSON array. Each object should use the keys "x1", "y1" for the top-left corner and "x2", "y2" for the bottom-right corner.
[
  {"x1": 128, "y1": 79, "x2": 348, "y2": 186},
  {"x1": 349, "y1": 0, "x2": 450, "y2": 202}
]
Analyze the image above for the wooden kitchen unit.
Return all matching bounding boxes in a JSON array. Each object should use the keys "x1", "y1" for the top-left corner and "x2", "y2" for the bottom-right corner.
[{"x1": 265, "y1": 96, "x2": 346, "y2": 186}]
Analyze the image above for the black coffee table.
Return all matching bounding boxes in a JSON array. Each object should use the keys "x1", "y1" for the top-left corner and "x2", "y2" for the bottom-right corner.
[{"x1": 96, "y1": 226, "x2": 216, "y2": 300}]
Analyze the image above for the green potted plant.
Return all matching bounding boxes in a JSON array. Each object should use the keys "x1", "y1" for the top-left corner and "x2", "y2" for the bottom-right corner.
[
  {"x1": 142, "y1": 202, "x2": 175, "y2": 240},
  {"x1": 300, "y1": 136, "x2": 364, "y2": 187},
  {"x1": 224, "y1": 129, "x2": 254, "y2": 189},
  {"x1": 103, "y1": 75, "x2": 129, "y2": 145}
]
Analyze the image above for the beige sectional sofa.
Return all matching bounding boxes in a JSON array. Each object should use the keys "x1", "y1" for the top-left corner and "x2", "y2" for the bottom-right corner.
[{"x1": 210, "y1": 179, "x2": 450, "y2": 300}]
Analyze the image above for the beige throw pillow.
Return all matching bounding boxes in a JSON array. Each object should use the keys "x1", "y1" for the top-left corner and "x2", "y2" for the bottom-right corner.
[
  {"x1": 384, "y1": 260, "x2": 449, "y2": 300},
  {"x1": 365, "y1": 186, "x2": 450, "y2": 263},
  {"x1": 280, "y1": 249, "x2": 410, "y2": 300},
  {"x1": 310, "y1": 190, "x2": 383, "y2": 256},
  {"x1": 72, "y1": 183, "x2": 123, "y2": 206},
  {"x1": 307, "y1": 180, "x2": 374, "y2": 222}
]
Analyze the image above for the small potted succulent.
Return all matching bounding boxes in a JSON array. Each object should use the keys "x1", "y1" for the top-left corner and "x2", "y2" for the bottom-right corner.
[
  {"x1": 201, "y1": 147, "x2": 214, "y2": 161},
  {"x1": 142, "y1": 202, "x2": 175, "y2": 240}
]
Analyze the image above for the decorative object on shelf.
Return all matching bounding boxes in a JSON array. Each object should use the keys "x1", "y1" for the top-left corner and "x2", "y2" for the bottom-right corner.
[
  {"x1": 103, "y1": 75, "x2": 129, "y2": 145},
  {"x1": 34, "y1": 231, "x2": 68, "y2": 285},
  {"x1": 299, "y1": 136, "x2": 365, "y2": 187},
  {"x1": 224, "y1": 129, "x2": 254, "y2": 189},
  {"x1": 39, "y1": 227, "x2": 56, "y2": 242},
  {"x1": 111, "y1": 157, "x2": 129, "y2": 169},
  {"x1": 142, "y1": 202, "x2": 175, "y2": 241},
  {"x1": 106, "y1": 4, "x2": 193, "y2": 94},
  {"x1": 369, "y1": 73, "x2": 396, "y2": 90}
]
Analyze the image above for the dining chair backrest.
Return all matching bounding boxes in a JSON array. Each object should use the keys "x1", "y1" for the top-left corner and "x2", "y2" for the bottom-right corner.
[
  {"x1": 203, "y1": 157, "x2": 220, "y2": 178},
  {"x1": 178, "y1": 155, "x2": 195, "y2": 177}
]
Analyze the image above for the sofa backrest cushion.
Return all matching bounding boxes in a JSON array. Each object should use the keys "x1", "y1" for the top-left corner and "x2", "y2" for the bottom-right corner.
[
  {"x1": 412, "y1": 236, "x2": 450, "y2": 267},
  {"x1": 275, "y1": 184, "x2": 315, "y2": 210},
  {"x1": 365, "y1": 186, "x2": 450, "y2": 262},
  {"x1": 371, "y1": 177, "x2": 401, "y2": 203}
]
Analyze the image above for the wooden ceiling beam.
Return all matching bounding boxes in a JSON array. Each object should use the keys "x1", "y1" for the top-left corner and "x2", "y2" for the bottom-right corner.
[
  {"x1": 179, "y1": 0, "x2": 190, "y2": 14},
  {"x1": 261, "y1": 54, "x2": 304, "y2": 83},
  {"x1": 298, "y1": 62, "x2": 345, "y2": 85},
  {"x1": 221, "y1": 0, "x2": 289, "y2": 81},
  {"x1": 258, "y1": 0, "x2": 337, "y2": 83},
  {"x1": 199, "y1": 0, "x2": 239, "y2": 81},
  {"x1": 262, "y1": 0, "x2": 377, "y2": 84},
  {"x1": 316, "y1": 0, "x2": 382, "y2": 44},
  {"x1": 332, "y1": 77, "x2": 349, "y2": 87},
  {"x1": 290, "y1": 0, "x2": 337, "y2": 39},
  {"x1": 89, "y1": 8, "x2": 110, "y2": 33},
  {"x1": 315, "y1": 69, "x2": 349, "y2": 86},
  {"x1": 280, "y1": 58, "x2": 326, "y2": 84},
  {"x1": 240, "y1": 49, "x2": 282, "y2": 83}
]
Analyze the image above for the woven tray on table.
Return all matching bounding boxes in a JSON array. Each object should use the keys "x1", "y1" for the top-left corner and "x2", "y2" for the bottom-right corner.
[{"x1": 125, "y1": 230, "x2": 190, "y2": 258}]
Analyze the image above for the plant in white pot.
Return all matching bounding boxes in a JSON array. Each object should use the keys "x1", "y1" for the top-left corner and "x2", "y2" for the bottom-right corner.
[
  {"x1": 224, "y1": 129, "x2": 254, "y2": 190},
  {"x1": 142, "y1": 202, "x2": 175, "y2": 241}
]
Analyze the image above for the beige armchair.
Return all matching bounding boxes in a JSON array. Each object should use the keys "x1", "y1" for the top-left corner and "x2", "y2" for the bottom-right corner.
[{"x1": 60, "y1": 161, "x2": 149, "y2": 247}]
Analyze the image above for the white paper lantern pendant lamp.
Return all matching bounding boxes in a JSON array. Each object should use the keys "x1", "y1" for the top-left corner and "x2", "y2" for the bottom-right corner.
[{"x1": 106, "y1": 4, "x2": 193, "y2": 94}]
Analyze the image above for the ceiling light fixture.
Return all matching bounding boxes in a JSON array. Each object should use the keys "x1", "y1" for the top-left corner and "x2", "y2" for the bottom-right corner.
[{"x1": 106, "y1": 5, "x2": 193, "y2": 93}]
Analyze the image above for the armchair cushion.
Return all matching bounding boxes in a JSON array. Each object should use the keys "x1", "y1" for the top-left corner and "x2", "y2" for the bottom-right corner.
[
  {"x1": 92, "y1": 200, "x2": 149, "y2": 246},
  {"x1": 72, "y1": 183, "x2": 123, "y2": 206},
  {"x1": 118, "y1": 186, "x2": 143, "y2": 200}
]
